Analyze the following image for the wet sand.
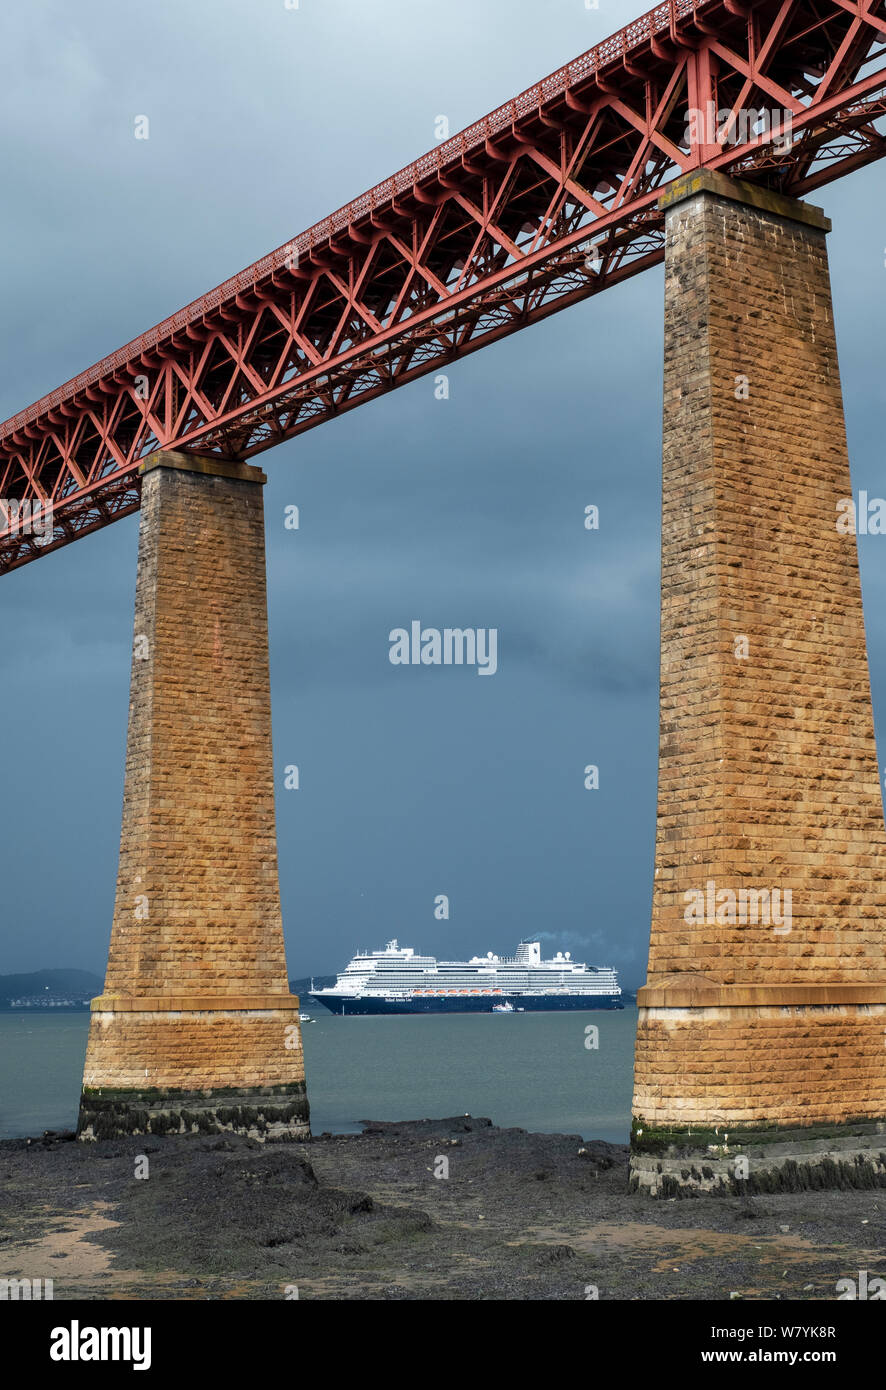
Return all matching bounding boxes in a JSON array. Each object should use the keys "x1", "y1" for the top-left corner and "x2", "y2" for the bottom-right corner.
[{"x1": 1, "y1": 1117, "x2": 883, "y2": 1300}]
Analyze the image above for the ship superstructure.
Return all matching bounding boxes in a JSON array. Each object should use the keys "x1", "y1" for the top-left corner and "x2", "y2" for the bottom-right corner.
[{"x1": 310, "y1": 939, "x2": 623, "y2": 1014}]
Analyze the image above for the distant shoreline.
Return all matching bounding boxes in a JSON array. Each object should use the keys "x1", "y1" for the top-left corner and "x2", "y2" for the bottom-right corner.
[{"x1": 0, "y1": 1004, "x2": 91, "y2": 1013}]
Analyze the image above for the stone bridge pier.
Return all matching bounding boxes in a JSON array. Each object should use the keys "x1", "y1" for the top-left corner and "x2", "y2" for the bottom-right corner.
[
  {"x1": 630, "y1": 171, "x2": 886, "y2": 1195},
  {"x1": 78, "y1": 451, "x2": 309, "y2": 1141}
]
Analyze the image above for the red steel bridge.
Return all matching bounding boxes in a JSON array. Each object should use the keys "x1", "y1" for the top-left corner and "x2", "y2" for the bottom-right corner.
[{"x1": 1, "y1": 0, "x2": 885, "y2": 575}]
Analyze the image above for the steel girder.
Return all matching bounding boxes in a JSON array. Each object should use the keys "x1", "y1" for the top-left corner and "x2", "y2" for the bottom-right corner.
[{"x1": 2, "y1": 0, "x2": 885, "y2": 574}]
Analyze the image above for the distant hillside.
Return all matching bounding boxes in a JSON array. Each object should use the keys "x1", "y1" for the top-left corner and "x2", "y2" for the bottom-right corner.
[
  {"x1": 0, "y1": 968, "x2": 103, "y2": 1007},
  {"x1": 1, "y1": 970, "x2": 328, "y2": 1006},
  {"x1": 290, "y1": 975, "x2": 335, "y2": 998}
]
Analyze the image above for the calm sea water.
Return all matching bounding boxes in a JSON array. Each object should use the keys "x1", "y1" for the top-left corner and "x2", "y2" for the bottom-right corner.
[{"x1": 0, "y1": 1007, "x2": 638, "y2": 1143}]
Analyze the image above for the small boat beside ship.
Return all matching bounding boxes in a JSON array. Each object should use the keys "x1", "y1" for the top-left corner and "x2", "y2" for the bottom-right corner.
[{"x1": 309, "y1": 938, "x2": 623, "y2": 1015}]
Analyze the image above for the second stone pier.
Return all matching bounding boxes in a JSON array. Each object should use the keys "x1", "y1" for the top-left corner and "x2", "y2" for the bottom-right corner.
[
  {"x1": 631, "y1": 172, "x2": 886, "y2": 1194},
  {"x1": 78, "y1": 450, "x2": 309, "y2": 1141}
]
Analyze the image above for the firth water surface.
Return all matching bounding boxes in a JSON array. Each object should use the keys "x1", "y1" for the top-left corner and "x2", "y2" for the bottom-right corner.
[{"x1": 0, "y1": 1007, "x2": 638, "y2": 1142}]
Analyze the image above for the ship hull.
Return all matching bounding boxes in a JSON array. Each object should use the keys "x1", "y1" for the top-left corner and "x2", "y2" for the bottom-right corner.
[{"x1": 310, "y1": 993, "x2": 624, "y2": 1015}]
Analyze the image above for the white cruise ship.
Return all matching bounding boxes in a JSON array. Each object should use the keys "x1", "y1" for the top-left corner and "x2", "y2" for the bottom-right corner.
[{"x1": 309, "y1": 939, "x2": 623, "y2": 1014}]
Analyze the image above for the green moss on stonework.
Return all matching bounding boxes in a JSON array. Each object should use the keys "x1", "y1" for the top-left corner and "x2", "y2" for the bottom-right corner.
[
  {"x1": 147, "y1": 1112, "x2": 178, "y2": 1137},
  {"x1": 641, "y1": 1155, "x2": 886, "y2": 1200},
  {"x1": 78, "y1": 1090, "x2": 310, "y2": 1140},
  {"x1": 81, "y1": 1082, "x2": 307, "y2": 1102},
  {"x1": 630, "y1": 1114, "x2": 886, "y2": 1155},
  {"x1": 87, "y1": 1107, "x2": 150, "y2": 1140}
]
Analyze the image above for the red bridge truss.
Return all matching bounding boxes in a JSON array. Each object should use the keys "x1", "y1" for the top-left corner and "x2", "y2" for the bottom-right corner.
[{"x1": 2, "y1": 0, "x2": 885, "y2": 574}]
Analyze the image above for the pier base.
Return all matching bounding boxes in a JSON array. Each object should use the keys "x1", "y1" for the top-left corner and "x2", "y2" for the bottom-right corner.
[
  {"x1": 630, "y1": 1118, "x2": 886, "y2": 1197},
  {"x1": 78, "y1": 1082, "x2": 308, "y2": 1143}
]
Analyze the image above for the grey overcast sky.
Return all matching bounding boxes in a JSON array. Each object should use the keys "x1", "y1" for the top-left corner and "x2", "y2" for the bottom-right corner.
[{"x1": 1, "y1": 0, "x2": 884, "y2": 990}]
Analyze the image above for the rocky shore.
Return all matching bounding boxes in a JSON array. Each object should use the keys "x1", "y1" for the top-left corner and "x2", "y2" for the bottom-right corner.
[{"x1": 1, "y1": 1116, "x2": 883, "y2": 1300}]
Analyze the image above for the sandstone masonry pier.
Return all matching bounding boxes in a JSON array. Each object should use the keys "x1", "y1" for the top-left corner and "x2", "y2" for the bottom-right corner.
[
  {"x1": 78, "y1": 451, "x2": 309, "y2": 1141},
  {"x1": 630, "y1": 172, "x2": 886, "y2": 1194}
]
